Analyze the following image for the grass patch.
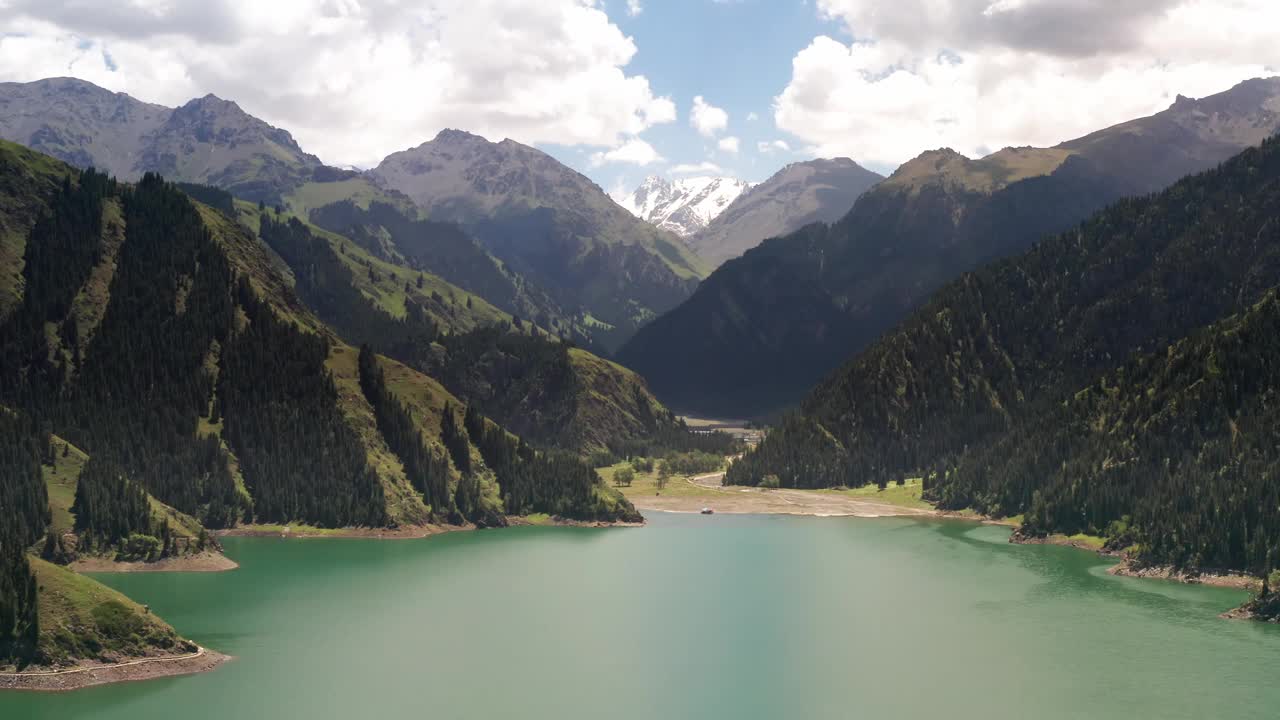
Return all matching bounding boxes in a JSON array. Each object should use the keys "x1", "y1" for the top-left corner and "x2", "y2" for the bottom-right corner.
[
  {"x1": 885, "y1": 146, "x2": 1073, "y2": 195},
  {"x1": 236, "y1": 199, "x2": 512, "y2": 335},
  {"x1": 232, "y1": 523, "x2": 353, "y2": 537},
  {"x1": 44, "y1": 433, "x2": 209, "y2": 543},
  {"x1": 1056, "y1": 533, "x2": 1107, "y2": 550},
  {"x1": 31, "y1": 558, "x2": 187, "y2": 666},
  {"x1": 523, "y1": 513, "x2": 553, "y2": 526},
  {"x1": 597, "y1": 460, "x2": 727, "y2": 502},
  {"x1": 43, "y1": 435, "x2": 90, "y2": 535},
  {"x1": 813, "y1": 479, "x2": 933, "y2": 511},
  {"x1": 324, "y1": 344, "x2": 428, "y2": 527},
  {"x1": 0, "y1": 140, "x2": 74, "y2": 318}
]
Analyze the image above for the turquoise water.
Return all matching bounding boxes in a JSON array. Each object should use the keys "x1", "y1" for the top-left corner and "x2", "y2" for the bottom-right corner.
[{"x1": 4, "y1": 513, "x2": 1278, "y2": 719}]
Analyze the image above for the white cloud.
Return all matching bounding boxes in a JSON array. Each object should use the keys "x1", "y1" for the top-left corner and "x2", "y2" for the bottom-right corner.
[
  {"x1": 746, "y1": 111, "x2": 759, "y2": 122},
  {"x1": 590, "y1": 137, "x2": 663, "y2": 166},
  {"x1": 717, "y1": 136, "x2": 740, "y2": 153},
  {"x1": 0, "y1": 0, "x2": 677, "y2": 168},
  {"x1": 671, "y1": 161, "x2": 725, "y2": 175},
  {"x1": 607, "y1": 176, "x2": 631, "y2": 203},
  {"x1": 777, "y1": 0, "x2": 1280, "y2": 167},
  {"x1": 757, "y1": 139, "x2": 791, "y2": 154},
  {"x1": 626, "y1": 0, "x2": 643, "y2": 17},
  {"x1": 690, "y1": 95, "x2": 729, "y2": 137}
]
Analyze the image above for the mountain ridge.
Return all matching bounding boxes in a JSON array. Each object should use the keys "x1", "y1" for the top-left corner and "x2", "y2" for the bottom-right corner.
[
  {"x1": 0, "y1": 77, "x2": 320, "y2": 204},
  {"x1": 619, "y1": 77, "x2": 1280, "y2": 418},
  {"x1": 686, "y1": 157, "x2": 884, "y2": 268},
  {"x1": 0, "y1": 79, "x2": 705, "y2": 349},
  {"x1": 369, "y1": 128, "x2": 706, "y2": 349},
  {"x1": 619, "y1": 175, "x2": 752, "y2": 237},
  {"x1": 728, "y1": 134, "x2": 1280, "y2": 578}
]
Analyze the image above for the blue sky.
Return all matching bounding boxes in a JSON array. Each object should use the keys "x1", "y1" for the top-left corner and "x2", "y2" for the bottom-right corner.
[{"x1": 542, "y1": 0, "x2": 845, "y2": 197}]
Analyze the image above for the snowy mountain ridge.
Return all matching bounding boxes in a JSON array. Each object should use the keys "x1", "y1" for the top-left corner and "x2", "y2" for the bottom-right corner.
[{"x1": 620, "y1": 175, "x2": 752, "y2": 237}]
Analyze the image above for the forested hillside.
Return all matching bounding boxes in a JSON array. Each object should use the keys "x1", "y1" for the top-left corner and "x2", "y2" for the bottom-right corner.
[
  {"x1": 0, "y1": 413, "x2": 196, "y2": 670},
  {"x1": 620, "y1": 78, "x2": 1280, "y2": 418},
  {"x1": 420, "y1": 327, "x2": 682, "y2": 454},
  {"x1": 0, "y1": 142, "x2": 640, "y2": 534},
  {"x1": 0, "y1": 412, "x2": 46, "y2": 665},
  {"x1": 306, "y1": 197, "x2": 586, "y2": 343},
  {"x1": 731, "y1": 136, "x2": 1280, "y2": 574},
  {"x1": 234, "y1": 200, "x2": 683, "y2": 456}
]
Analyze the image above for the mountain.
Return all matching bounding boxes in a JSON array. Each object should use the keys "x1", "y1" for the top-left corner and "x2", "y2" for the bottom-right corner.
[
  {"x1": 730, "y1": 135, "x2": 1280, "y2": 576},
  {"x1": 368, "y1": 130, "x2": 707, "y2": 349},
  {"x1": 220, "y1": 193, "x2": 685, "y2": 455},
  {"x1": 289, "y1": 185, "x2": 592, "y2": 346},
  {"x1": 0, "y1": 140, "x2": 660, "y2": 668},
  {"x1": 619, "y1": 175, "x2": 752, "y2": 237},
  {"x1": 0, "y1": 79, "x2": 709, "y2": 350},
  {"x1": 0, "y1": 77, "x2": 320, "y2": 204},
  {"x1": 618, "y1": 77, "x2": 1280, "y2": 418},
  {"x1": 0, "y1": 140, "x2": 643, "y2": 532},
  {"x1": 687, "y1": 158, "x2": 883, "y2": 268}
]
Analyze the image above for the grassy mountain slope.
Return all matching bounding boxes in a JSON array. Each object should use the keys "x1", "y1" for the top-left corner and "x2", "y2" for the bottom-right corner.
[
  {"x1": 0, "y1": 140, "x2": 73, "y2": 317},
  {"x1": 619, "y1": 78, "x2": 1280, "y2": 418},
  {"x1": 222, "y1": 187, "x2": 684, "y2": 456},
  {"x1": 731, "y1": 136, "x2": 1280, "y2": 574},
  {"x1": 0, "y1": 144, "x2": 639, "y2": 532},
  {"x1": 300, "y1": 190, "x2": 589, "y2": 342},
  {"x1": 233, "y1": 198, "x2": 513, "y2": 335},
  {"x1": 566, "y1": 348, "x2": 676, "y2": 453},
  {"x1": 28, "y1": 558, "x2": 193, "y2": 668},
  {"x1": 0, "y1": 411, "x2": 201, "y2": 671},
  {"x1": 43, "y1": 433, "x2": 209, "y2": 549},
  {"x1": 370, "y1": 130, "x2": 706, "y2": 349}
]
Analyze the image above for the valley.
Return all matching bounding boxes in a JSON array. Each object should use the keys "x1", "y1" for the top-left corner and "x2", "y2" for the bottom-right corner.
[{"x1": 1, "y1": 24, "x2": 1280, "y2": 717}]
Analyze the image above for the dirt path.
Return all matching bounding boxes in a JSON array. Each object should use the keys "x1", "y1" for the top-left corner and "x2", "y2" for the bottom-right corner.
[
  {"x1": 0, "y1": 646, "x2": 229, "y2": 692},
  {"x1": 1, "y1": 647, "x2": 206, "y2": 678},
  {"x1": 629, "y1": 470, "x2": 939, "y2": 518}
]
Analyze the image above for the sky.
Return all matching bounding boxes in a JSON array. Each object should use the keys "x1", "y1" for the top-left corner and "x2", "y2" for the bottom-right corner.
[{"x1": 0, "y1": 0, "x2": 1278, "y2": 201}]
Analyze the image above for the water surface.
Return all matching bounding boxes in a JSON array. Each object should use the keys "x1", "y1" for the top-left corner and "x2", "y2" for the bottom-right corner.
[{"x1": 5, "y1": 513, "x2": 1278, "y2": 719}]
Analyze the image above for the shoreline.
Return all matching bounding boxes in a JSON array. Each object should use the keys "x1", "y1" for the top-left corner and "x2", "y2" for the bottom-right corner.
[
  {"x1": 1105, "y1": 559, "x2": 1259, "y2": 591},
  {"x1": 0, "y1": 647, "x2": 229, "y2": 692},
  {"x1": 71, "y1": 551, "x2": 239, "y2": 574},
  {"x1": 626, "y1": 471, "x2": 942, "y2": 518},
  {"x1": 215, "y1": 515, "x2": 643, "y2": 541},
  {"x1": 1007, "y1": 532, "x2": 1259, "y2": 591},
  {"x1": 634, "y1": 470, "x2": 1268, "y2": 617}
]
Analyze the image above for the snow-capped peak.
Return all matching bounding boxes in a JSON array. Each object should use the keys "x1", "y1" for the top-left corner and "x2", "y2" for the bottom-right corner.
[{"x1": 620, "y1": 175, "x2": 752, "y2": 236}]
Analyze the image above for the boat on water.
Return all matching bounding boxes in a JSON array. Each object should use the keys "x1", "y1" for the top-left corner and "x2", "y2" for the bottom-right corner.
[{"x1": 701, "y1": 507, "x2": 714, "y2": 515}]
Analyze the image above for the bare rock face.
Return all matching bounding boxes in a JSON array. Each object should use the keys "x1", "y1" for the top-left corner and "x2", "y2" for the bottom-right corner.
[
  {"x1": 1059, "y1": 76, "x2": 1280, "y2": 194},
  {"x1": 687, "y1": 158, "x2": 883, "y2": 268},
  {"x1": 0, "y1": 78, "x2": 320, "y2": 203}
]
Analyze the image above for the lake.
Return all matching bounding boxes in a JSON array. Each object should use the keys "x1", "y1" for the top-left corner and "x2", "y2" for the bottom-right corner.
[{"x1": 4, "y1": 513, "x2": 1279, "y2": 719}]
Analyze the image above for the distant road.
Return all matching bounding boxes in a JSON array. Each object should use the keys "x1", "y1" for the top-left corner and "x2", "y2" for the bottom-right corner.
[{"x1": 0, "y1": 647, "x2": 206, "y2": 678}]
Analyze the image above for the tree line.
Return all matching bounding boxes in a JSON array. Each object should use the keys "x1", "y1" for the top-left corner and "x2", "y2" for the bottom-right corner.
[
  {"x1": 0, "y1": 169, "x2": 392, "y2": 532},
  {"x1": 730, "y1": 136, "x2": 1280, "y2": 575},
  {"x1": 0, "y1": 413, "x2": 47, "y2": 666}
]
